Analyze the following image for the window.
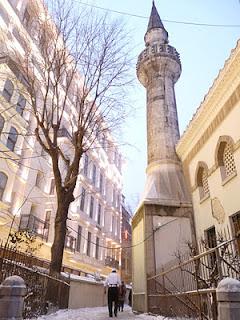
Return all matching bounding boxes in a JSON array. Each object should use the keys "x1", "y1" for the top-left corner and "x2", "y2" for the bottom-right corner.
[
  {"x1": 30, "y1": 204, "x2": 37, "y2": 216},
  {"x1": 97, "y1": 203, "x2": 101, "y2": 225},
  {"x1": 35, "y1": 171, "x2": 43, "y2": 188},
  {"x1": 196, "y1": 166, "x2": 209, "y2": 200},
  {"x1": 112, "y1": 188, "x2": 116, "y2": 207},
  {"x1": 0, "y1": 3, "x2": 10, "y2": 26},
  {"x1": 2, "y1": 79, "x2": 14, "y2": 102},
  {"x1": 65, "y1": 233, "x2": 76, "y2": 252},
  {"x1": 223, "y1": 144, "x2": 236, "y2": 177},
  {"x1": 80, "y1": 188, "x2": 86, "y2": 211},
  {"x1": 49, "y1": 178, "x2": 55, "y2": 195},
  {"x1": 112, "y1": 215, "x2": 115, "y2": 233},
  {"x1": 0, "y1": 172, "x2": 7, "y2": 200},
  {"x1": 12, "y1": 27, "x2": 28, "y2": 50},
  {"x1": 44, "y1": 210, "x2": 51, "y2": 239},
  {"x1": 89, "y1": 196, "x2": 94, "y2": 218},
  {"x1": 58, "y1": 126, "x2": 70, "y2": 139},
  {"x1": 121, "y1": 257, "x2": 126, "y2": 270},
  {"x1": 92, "y1": 164, "x2": 96, "y2": 186},
  {"x1": 101, "y1": 135, "x2": 106, "y2": 150},
  {"x1": 217, "y1": 139, "x2": 236, "y2": 181},
  {"x1": 83, "y1": 154, "x2": 89, "y2": 176},
  {"x1": 76, "y1": 226, "x2": 82, "y2": 252},
  {"x1": 205, "y1": 226, "x2": 217, "y2": 275},
  {"x1": 16, "y1": 94, "x2": 26, "y2": 116},
  {"x1": 231, "y1": 212, "x2": 240, "y2": 253},
  {"x1": 118, "y1": 155, "x2": 122, "y2": 172},
  {"x1": 99, "y1": 173, "x2": 103, "y2": 194},
  {"x1": 87, "y1": 232, "x2": 91, "y2": 256},
  {"x1": 45, "y1": 210, "x2": 51, "y2": 225},
  {"x1": 116, "y1": 218, "x2": 120, "y2": 236},
  {"x1": 116, "y1": 194, "x2": 120, "y2": 209},
  {"x1": 95, "y1": 237, "x2": 99, "y2": 259},
  {"x1": 7, "y1": 127, "x2": 18, "y2": 151},
  {"x1": 23, "y1": 8, "x2": 30, "y2": 27},
  {"x1": 0, "y1": 115, "x2": 5, "y2": 134}
]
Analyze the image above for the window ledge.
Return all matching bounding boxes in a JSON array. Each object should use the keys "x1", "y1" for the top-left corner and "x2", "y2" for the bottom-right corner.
[
  {"x1": 222, "y1": 171, "x2": 237, "y2": 186},
  {"x1": 200, "y1": 193, "x2": 210, "y2": 204}
]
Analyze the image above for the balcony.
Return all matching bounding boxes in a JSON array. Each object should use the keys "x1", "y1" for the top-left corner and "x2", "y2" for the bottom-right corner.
[
  {"x1": 105, "y1": 256, "x2": 119, "y2": 270},
  {"x1": 19, "y1": 214, "x2": 49, "y2": 241},
  {"x1": 57, "y1": 127, "x2": 71, "y2": 140},
  {"x1": 65, "y1": 235, "x2": 76, "y2": 252}
]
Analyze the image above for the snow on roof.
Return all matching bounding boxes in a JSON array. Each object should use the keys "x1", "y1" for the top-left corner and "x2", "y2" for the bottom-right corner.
[
  {"x1": 178, "y1": 39, "x2": 240, "y2": 151},
  {"x1": 61, "y1": 272, "x2": 103, "y2": 284}
]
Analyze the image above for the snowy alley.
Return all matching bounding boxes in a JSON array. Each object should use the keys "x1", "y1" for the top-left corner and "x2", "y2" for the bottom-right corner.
[{"x1": 37, "y1": 306, "x2": 187, "y2": 320}]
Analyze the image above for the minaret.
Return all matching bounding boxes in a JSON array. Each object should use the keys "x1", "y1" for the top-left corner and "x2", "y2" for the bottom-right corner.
[
  {"x1": 137, "y1": 0, "x2": 190, "y2": 205},
  {"x1": 132, "y1": 2, "x2": 193, "y2": 313}
]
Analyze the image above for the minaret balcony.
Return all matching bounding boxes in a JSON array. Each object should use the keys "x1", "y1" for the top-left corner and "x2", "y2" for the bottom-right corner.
[{"x1": 137, "y1": 43, "x2": 181, "y2": 68}]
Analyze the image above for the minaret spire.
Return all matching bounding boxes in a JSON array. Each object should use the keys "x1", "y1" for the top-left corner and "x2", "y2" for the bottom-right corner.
[
  {"x1": 145, "y1": 1, "x2": 168, "y2": 45},
  {"x1": 147, "y1": 0, "x2": 166, "y2": 32}
]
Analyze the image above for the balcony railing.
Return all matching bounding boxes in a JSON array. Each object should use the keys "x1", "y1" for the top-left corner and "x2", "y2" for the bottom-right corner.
[
  {"x1": 57, "y1": 127, "x2": 71, "y2": 140},
  {"x1": 65, "y1": 235, "x2": 76, "y2": 252},
  {"x1": 105, "y1": 256, "x2": 119, "y2": 270},
  {"x1": 19, "y1": 214, "x2": 49, "y2": 241}
]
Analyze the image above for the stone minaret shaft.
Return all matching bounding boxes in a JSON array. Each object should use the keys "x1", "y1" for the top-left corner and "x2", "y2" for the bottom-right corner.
[{"x1": 137, "y1": 1, "x2": 190, "y2": 205}]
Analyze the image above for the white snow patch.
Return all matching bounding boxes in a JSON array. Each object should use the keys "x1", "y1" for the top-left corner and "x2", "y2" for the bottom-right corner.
[
  {"x1": 217, "y1": 277, "x2": 240, "y2": 292},
  {"x1": 36, "y1": 306, "x2": 193, "y2": 320}
]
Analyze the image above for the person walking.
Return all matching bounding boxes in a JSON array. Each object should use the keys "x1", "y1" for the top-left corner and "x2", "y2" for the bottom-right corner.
[
  {"x1": 118, "y1": 280, "x2": 126, "y2": 312},
  {"x1": 104, "y1": 268, "x2": 121, "y2": 317},
  {"x1": 128, "y1": 283, "x2": 132, "y2": 307}
]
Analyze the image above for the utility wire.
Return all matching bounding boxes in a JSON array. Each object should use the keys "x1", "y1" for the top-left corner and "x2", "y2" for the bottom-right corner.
[
  {"x1": 74, "y1": 0, "x2": 240, "y2": 28},
  {"x1": 67, "y1": 223, "x2": 154, "y2": 250}
]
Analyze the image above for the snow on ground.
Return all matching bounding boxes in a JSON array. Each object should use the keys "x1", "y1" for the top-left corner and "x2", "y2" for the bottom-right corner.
[{"x1": 37, "y1": 306, "x2": 189, "y2": 320}]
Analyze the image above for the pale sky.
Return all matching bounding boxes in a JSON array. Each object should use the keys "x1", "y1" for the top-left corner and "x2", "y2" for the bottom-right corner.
[{"x1": 78, "y1": 0, "x2": 240, "y2": 211}]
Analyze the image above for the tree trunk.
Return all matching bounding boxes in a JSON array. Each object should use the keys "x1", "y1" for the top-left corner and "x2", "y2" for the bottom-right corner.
[{"x1": 50, "y1": 198, "x2": 70, "y2": 277}]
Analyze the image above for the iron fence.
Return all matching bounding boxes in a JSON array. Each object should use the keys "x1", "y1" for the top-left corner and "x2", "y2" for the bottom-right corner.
[
  {"x1": 0, "y1": 242, "x2": 69, "y2": 318},
  {"x1": 147, "y1": 232, "x2": 240, "y2": 320},
  {"x1": 0, "y1": 240, "x2": 94, "y2": 277}
]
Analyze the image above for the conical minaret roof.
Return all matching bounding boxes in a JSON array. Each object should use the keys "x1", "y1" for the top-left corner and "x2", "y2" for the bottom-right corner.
[{"x1": 147, "y1": 1, "x2": 166, "y2": 32}]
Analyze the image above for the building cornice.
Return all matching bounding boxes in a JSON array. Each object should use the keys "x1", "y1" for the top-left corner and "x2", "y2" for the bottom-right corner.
[{"x1": 176, "y1": 40, "x2": 240, "y2": 162}]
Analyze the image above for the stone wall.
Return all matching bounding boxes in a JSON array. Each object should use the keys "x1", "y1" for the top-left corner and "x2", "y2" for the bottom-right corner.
[{"x1": 68, "y1": 277, "x2": 131, "y2": 309}]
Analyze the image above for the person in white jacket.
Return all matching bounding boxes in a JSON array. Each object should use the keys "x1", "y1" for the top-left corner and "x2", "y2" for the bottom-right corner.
[{"x1": 104, "y1": 268, "x2": 121, "y2": 317}]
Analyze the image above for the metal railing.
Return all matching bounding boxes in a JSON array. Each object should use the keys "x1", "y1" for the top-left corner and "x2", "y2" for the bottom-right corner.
[
  {"x1": 105, "y1": 256, "x2": 119, "y2": 269},
  {"x1": 65, "y1": 235, "x2": 76, "y2": 252},
  {"x1": 0, "y1": 242, "x2": 69, "y2": 318},
  {"x1": 19, "y1": 214, "x2": 49, "y2": 241},
  {"x1": 147, "y1": 234, "x2": 240, "y2": 320}
]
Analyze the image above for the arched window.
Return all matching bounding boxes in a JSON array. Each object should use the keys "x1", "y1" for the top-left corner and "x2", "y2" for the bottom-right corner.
[
  {"x1": 0, "y1": 115, "x2": 5, "y2": 134},
  {"x1": 196, "y1": 165, "x2": 210, "y2": 200},
  {"x1": 16, "y1": 94, "x2": 26, "y2": 116},
  {"x1": 7, "y1": 126, "x2": 18, "y2": 151},
  {"x1": 0, "y1": 172, "x2": 8, "y2": 200},
  {"x1": 217, "y1": 139, "x2": 236, "y2": 181},
  {"x1": 2, "y1": 79, "x2": 14, "y2": 102}
]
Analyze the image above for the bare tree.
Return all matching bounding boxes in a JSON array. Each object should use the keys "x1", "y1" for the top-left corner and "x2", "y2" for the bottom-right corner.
[{"x1": 3, "y1": 0, "x2": 132, "y2": 276}]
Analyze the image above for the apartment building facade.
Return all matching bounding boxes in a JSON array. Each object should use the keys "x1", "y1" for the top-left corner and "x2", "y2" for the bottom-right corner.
[
  {"x1": 0, "y1": 0, "x2": 123, "y2": 276},
  {"x1": 120, "y1": 196, "x2": 132, "y2": 284}
]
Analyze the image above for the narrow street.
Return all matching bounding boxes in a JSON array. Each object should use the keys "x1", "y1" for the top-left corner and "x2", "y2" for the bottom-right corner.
[{"x1": 37, "y1": 306, "x2": 183, "y2": 320}]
